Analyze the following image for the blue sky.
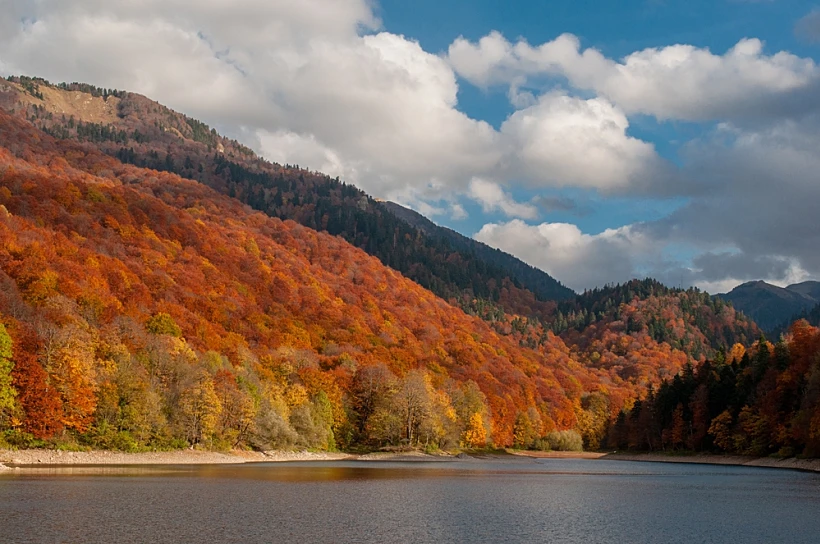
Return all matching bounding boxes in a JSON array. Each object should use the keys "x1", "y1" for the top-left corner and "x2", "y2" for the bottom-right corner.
[{"x1": 2, "y1": 0, "x2": 820, "y2": 292}]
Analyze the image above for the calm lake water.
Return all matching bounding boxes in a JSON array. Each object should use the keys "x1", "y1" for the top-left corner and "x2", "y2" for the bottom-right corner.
[{"x1": 2, "y1": 458, "x2": 820, "y2": 543}]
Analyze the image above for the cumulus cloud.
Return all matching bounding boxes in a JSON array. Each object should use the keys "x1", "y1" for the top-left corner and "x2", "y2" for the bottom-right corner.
[
  {"x1": 467, "y1": 179, "x2": 539, "y2": 220},
  {"x1": 448, "y1": 31, "x2": 820, "y2": 122},
  {"x1": 649, "y1": 115, "x2": 820, "y2": 274},
  {"x1": 449, "y1": 203, "x2": 468, "y2": 221},
  {"x1": 691, "y1": 252, "x2": 796, "y2": 284},
  {"x1": 2, "y1": 2, "x2": 820, "y2": 292},
  {"x1": 476, "y1": 113, "x2": 820, "y2": 292},
  {"x1": 473, "y1": 220, "x2": 658, "y2": 291},
  {"x1": 498, "y1": 93, "x2": 672, "y2": 192}
]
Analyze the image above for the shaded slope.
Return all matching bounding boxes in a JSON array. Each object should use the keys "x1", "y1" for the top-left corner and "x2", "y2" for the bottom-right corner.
[{"x1": 380, "y1": 201, "x2": 574, "y2": 304}]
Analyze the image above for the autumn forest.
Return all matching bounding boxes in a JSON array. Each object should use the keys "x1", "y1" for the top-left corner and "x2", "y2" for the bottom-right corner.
[{"x1": 1, "y1": 76, "x2": 819, "y2": 458}]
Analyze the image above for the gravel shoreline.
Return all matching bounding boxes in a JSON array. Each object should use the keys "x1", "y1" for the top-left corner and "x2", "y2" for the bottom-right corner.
[{"x1": 0, "y1": 449, "x2": 353, "y2": 467}]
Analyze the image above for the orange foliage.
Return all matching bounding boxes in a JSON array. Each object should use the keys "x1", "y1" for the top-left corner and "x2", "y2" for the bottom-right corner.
[{"x1": 0, "y1": 109, "x2": 713, "y2": 447}]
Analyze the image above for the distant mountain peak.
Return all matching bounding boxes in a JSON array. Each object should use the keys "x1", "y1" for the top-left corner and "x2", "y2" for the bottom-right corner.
[{"x1": 719, "y1": 279, "x2": 820, "y2": 332}]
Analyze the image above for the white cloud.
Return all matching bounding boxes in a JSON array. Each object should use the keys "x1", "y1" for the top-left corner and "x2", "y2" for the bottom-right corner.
[
  {"x1": 796, "y1": 9, "x2": 820, "y2": 43},
  {"x1": 450, "y1": 203, "x2": 468, "y2": 221},
  {"x1": 649, "y1": 114, "x2": 820, "y2": 278},
  {"x1": 474, "y1": 220, "x2": 657, "y2": 291},
  {"x1": 467, "y1": 179, "x2": 539, "y2": 219},
  {"x1": 448, "y1": 32, "x2": 820, "y2": 122},
  {"x1": 0, "y1": 2, "x2": 679, "y2": 200},
  {"x1": 498, "y1": 92, "x2": 670, "y2": 192}
]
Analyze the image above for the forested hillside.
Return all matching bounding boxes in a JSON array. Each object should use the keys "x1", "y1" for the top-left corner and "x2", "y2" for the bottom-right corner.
[
  {"x1": 0, "y1": 107, "x2": 677, "y2": 452},
  {"x1": 556, "y1": 280, "x2": 758, "y2": 353},
  {"x1": 0, "y1": 76, "x2": 776, "y2": 454},
  {"x1": 0, "y1": 76, "x2": 572, "y2": 325},
  {"x1": 610, "y1": 321, "x2": 820, "y2": 457},
  {"x1": 546, "y1": 280, "x2": 759, "y2": 385}
]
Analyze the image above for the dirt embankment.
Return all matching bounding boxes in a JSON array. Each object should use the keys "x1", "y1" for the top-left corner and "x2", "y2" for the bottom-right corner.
[{"x1": 603, "y1": 453, "x2": 820, "y2": 473}]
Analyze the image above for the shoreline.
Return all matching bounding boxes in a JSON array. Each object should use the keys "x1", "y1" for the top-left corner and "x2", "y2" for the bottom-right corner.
[
  {"x1": 0, "y1": 447, "x2": 583, "y2": 470},
  {"x1": 0, "y1": 448, "x2": 354, "y2": 468},
  {"x1": 4, "y1": 448, "x2": 820, "y2": 475},
  {"x1": 601, "y1": 452, "x2": 820, "y2": 473}
]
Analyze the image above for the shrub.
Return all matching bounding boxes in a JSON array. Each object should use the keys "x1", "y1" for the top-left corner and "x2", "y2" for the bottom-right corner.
[{"x1": 545, "y1": 430, "x2": 584, "y2": 452}]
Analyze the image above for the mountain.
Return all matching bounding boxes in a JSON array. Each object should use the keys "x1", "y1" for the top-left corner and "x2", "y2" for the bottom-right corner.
[
  {"x1": 786, "y1": 281, "x2": 820, "y2": 301},
  {"x1": 0, "y1": 76, "x2": 573, "y2": 327},
  {"x1": 805, "y1": 302, "x2": 820, "y2": 327},
  {"x1": 0, "y1": 102, "x2": 687, "y2": 452},
  {"x1": 718, "y1": 280, "x2": 820, "y2": 332},
  {"x1": 0, "y1": 75, "x2": 772, "y2": 453}
]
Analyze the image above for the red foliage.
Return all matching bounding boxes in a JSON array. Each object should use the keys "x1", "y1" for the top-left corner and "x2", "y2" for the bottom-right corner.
[{"x1": 10, "y1": 326, "x2": 64, "y2": 439}]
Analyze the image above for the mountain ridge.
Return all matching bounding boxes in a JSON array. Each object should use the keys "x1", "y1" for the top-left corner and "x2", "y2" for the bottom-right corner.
[
  {"x1": 718, "y1": 280, "x2": 820, "y2": 332},
  {"x1": 0, "y1": 75, "x2": 786, "y2": 454},
  {"x1": 0, "y1": 76, "x2": 574, "y2": 324},
  {"x1": 379, "y1": 200, "x2": 574, "y2": 304}
]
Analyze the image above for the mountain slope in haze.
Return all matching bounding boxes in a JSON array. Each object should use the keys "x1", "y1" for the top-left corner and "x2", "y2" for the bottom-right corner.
[
  {"x1": 0, "y1": 105, "x2": 685, "y2": 451},
  {"x1": 771, "y1": 300, "x2": 820, "y2": 338},
  {"x1": 786, "y1": 281, "x2": 820, "y2": 301},
  {"x1": 804, "y1": 302, "x2": 820, "y2": 327},
  {"x1": 0, "y1": 76, "x2": 572, "y2": 324},
  {"x1": 719, "y1": 280, "x2": 820, "y2": 332}
]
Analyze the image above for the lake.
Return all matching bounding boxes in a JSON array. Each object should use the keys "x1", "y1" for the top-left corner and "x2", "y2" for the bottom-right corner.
[{"x1": 2, "y1": 458, "x2": 820, "y2": 543}]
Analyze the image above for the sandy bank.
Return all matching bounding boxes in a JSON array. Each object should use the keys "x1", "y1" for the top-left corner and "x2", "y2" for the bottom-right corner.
[
  {"x1": 0, "y1": 449, "x2": 353, "y2": 467},
  {"x1": 603, "y1": 453, "x2": 820, "y2": 473}
]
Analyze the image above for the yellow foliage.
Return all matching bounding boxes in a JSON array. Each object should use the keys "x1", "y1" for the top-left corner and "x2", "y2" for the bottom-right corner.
[
  {"x1": 729, "y1": 343, "x2": 746, "y2": 364},
  {"x1": 285, "y1": 384, "x2": 309, "y2": 408},
  {"x1": 463, "y1": 412, "x2": 487, "y2": 448}
]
